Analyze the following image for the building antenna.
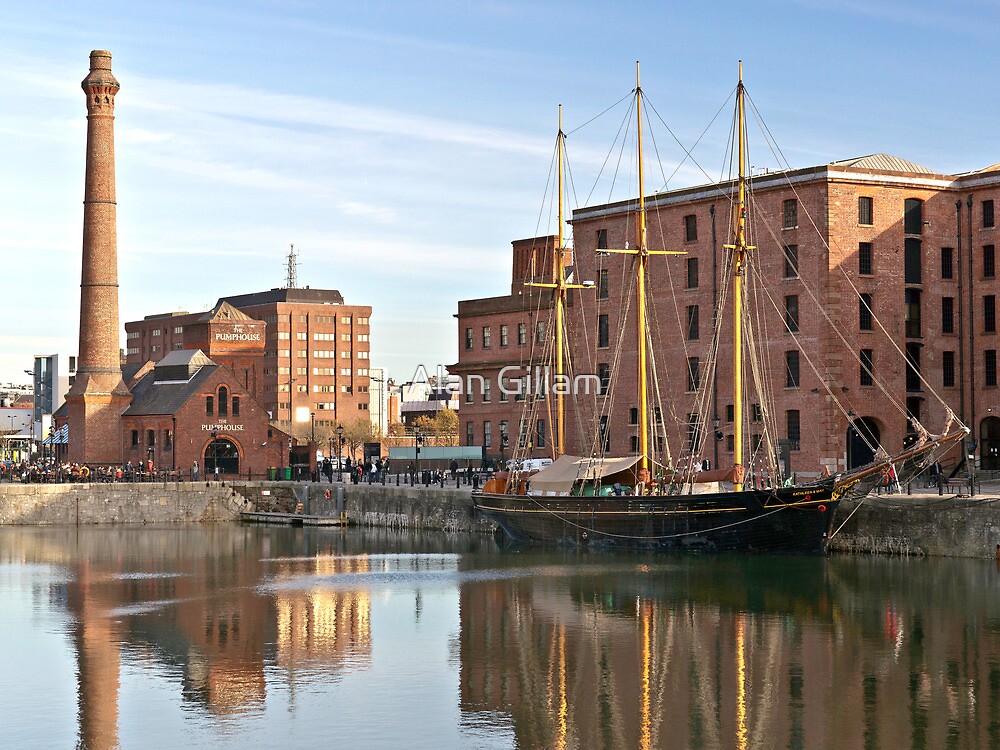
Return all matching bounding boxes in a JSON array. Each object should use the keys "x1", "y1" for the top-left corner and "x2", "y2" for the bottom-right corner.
[{"x1": 285, "y1": 244, "x2": 299, "y2": 289}]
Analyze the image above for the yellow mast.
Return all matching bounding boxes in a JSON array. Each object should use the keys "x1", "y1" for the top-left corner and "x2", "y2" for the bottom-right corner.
[
  {"x1": 635, "y1": 61, "x2": 650, "y2": 474},
  {"x1": 601, "y1": 63, "x2": 683, "y2": 475},
  {"x1": 731, "y1": 60, "x2": 752, "y2": 492},
  {"x1": 526, "y1": 105, "x2": 589, "y2": 459},
  {"x1": 555, "y1": 104, "x2": 566, "y2": 457}
]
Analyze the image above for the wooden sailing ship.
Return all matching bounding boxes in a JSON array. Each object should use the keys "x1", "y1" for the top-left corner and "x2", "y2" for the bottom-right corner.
[{"x1": 472, "y1": 62, "x2": 967, "y2": 553}]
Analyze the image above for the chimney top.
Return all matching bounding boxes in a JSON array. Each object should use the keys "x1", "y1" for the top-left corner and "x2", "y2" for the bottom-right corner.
[{"x1": 89, "y1": 50, "x2": 112, "y2": 70}]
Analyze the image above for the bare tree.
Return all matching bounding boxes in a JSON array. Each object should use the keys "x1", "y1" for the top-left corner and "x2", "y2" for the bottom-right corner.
[{"x1": 341, "y1": 417, "x2": 379, "y2": 460}]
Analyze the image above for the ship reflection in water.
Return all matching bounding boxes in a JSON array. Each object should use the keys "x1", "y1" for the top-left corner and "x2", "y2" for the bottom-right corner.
[{"x1": 2, "y1": 527, "x2": 1000, "y2": 749}]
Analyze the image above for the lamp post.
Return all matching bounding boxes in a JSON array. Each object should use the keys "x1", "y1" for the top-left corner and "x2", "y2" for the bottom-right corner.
[
  {"x1": 327, "y1": 435, "x2": 334, "y2": 480},
  {"x1": 337, "y1": 423, "x2": 344, "y2": 482},
  {"x1": 415, "y1": 429, "x2": 424, "y2": 483}
]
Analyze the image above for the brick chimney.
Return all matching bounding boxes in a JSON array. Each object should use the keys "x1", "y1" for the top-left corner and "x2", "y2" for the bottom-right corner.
[{"x1": 65, "y1": 50, "x2": 131, "y2": 464}]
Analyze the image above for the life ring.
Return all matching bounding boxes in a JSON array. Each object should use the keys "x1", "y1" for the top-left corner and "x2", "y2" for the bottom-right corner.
[
  {"x1": 80, "y1": 466, "x2": 91, "y2": 479},
  {"x1": 324, "y1": 489, "x2": 331, "y2": 500}
]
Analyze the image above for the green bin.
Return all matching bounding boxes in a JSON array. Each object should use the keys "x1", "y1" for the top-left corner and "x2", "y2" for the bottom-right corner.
[
  {"x1": 267, "y1": 467, "x2": 277, "y2": 480},
  {"x1": 281, "y1": 467, "x2": 292, "y2": 480}
]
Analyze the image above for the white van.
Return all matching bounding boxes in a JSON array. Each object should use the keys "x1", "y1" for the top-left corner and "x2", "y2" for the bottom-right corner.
[{"x1": 507, "y1": 457, "x2": 553, "y2": 473}]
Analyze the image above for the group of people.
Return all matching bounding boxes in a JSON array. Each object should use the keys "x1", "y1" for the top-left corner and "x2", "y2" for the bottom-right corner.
[
  {"x1": 319, "y1": 456, "x2": 391, "y2": 484},
  {"x1": 1, "y1": 458, "x2": 164, "y2": 484}
]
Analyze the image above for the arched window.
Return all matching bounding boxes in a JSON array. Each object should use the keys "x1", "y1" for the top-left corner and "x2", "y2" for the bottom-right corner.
[
  {"x1": 904, "y1": 198, "x2": 923, "y2": 235},
  {"x1": 981, "y1": 417, "x2": 1000, "y2": 471},
  {"x1": 218, "y1": 386, "x2": 228, "y2": 417},
  {"x1": 847, "y1": 417, "x2": 881, "y2": 470},
  {"x1": 204, "y1": 437, "x2": 240, "y2": 475}
]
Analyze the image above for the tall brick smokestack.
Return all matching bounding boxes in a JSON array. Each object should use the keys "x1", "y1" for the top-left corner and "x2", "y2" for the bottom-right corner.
[{"x1": 66, "y1": 50, "x2": 131, "y2": 464}]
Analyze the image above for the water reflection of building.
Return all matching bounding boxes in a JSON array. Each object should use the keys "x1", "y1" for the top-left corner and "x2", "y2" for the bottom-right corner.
[
  {"x1": 9, "y1": 528, "x2": 374, "y2": 748},
  {"x1": 273, "y1": 555, "x2": 373, "y2": 671},
  {"x1": 458, "y1": 557, "x2": 1000, "y2": 749}
]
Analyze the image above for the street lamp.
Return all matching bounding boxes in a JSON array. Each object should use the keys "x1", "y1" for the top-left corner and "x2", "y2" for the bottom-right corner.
[
  {"x1": 310, "y1": 411, "x2": 316, "y2": 443},
  {"x1": 415, "y1": 429, "x2": 424, "y2": 483},
  {"x1": 336, "y1": 423, "x2": 344, "y2": 482}
]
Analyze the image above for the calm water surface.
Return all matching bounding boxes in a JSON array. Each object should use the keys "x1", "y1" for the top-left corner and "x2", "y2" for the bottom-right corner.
[{"x1": 2, "y1": 525, "x2": 1000, "y2": 749}]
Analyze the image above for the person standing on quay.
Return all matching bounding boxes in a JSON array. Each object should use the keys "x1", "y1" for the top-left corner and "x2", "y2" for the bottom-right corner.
[{"x1": 192, "y1": 460, "x2": 199, "y2": 482}]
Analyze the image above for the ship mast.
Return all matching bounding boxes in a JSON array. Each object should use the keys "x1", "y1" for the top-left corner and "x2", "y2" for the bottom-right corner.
[
  {"x1": 526, "y1": 105, "x2": 590, "y2": 458},
  {"x1": 635, "y1": 62, "x2": 650, "y2": 474},
  {"x1": 603, "y1": 63, "x2": 682, "y2": 474},
  {"x1": 730, "y1": 60, "x2": 752, "y2": 492}
]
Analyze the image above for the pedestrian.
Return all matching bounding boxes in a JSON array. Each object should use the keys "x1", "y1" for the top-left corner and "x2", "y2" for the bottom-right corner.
[
  {"x1": 888, "y1": 464, "x2": 900, "y2": 494},
  {"x1": 214, "y1": 464, "x2": 220, "y2": 481},
  {"x1": 450, "y1": 459, "x2": 459, "y2": 479},
  {"x1": 192, "y1": 460, "x2": 199, "y2": 482}
]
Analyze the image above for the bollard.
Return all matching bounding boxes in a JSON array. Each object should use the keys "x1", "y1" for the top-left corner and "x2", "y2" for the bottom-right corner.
[
  {"x1": 456, "y1": 475, "x2": 460, "y2": 489},
  {"x1": 396, "y1": 473, "x2": 400, "y2": 486}
]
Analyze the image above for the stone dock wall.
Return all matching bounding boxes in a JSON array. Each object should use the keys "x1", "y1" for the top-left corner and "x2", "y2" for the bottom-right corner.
[
  {"x1": 229, "y1": 482, "x2": 492, "y2": 534},
  {"x1": 0, "y1": 481, "x2": 492, "y2": 534},
  {"x1": 0, "y1": 481, "x2": 248, "y2": 525},
  {"x1": 4, "y1": 481, "x2": 1000, "y2": 558},
  {"x1": 827, "y1": 495, "x2": 1000, "y2": 559}
]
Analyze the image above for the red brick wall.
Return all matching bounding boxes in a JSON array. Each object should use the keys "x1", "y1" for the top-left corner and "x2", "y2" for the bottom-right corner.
[{"x1": 457, "y1": 167, "x2": 1000, "y2": 475}]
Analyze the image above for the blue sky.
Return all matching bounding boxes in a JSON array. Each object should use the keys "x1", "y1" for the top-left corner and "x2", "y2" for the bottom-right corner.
[{"x1": 2, "y1": 0, "x2": 998, "y2": 387}]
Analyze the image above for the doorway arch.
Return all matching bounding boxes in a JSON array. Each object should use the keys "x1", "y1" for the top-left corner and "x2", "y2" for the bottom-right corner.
[
  {"x1": 204, "y1": 437, "x2": 241, "y2": 475},
  {"x1": 981, "y1": 417, "x2": 1000, "y2": 470},
  {"x1": 847, "y1": 417, "x2": 881, "y2": 470}
]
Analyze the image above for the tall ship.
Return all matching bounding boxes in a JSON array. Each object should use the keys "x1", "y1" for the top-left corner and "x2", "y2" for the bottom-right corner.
[{"x1": 472, "y1": 62, "x2": 966, "y2": 553}]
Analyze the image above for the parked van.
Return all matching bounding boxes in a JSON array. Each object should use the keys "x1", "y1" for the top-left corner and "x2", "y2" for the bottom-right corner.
[{"x1": 506, "y1": 458, "x2": 553, "y2": 473}]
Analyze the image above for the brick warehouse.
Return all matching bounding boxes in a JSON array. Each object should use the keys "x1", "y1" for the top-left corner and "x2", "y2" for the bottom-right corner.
[
  {"x1": 451, "y1": 236, "x2": 566, "y2": 460},
  {"x1": 125, "y1": 287, "x2": 373, "y2": 445},
  {"x1": 456, "y1": 154, "x2": 1000, "y2": 476}
]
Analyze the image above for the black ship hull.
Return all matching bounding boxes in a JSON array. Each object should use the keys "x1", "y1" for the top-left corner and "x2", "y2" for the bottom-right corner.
[{"x1": 473, "y1": 483, "x2": 838, "y2": 554}]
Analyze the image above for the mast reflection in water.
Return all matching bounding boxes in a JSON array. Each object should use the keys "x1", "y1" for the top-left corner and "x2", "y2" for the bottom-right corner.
[{"x1": 2, "y1": 527, "x2": 1000, "y2": 749}]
